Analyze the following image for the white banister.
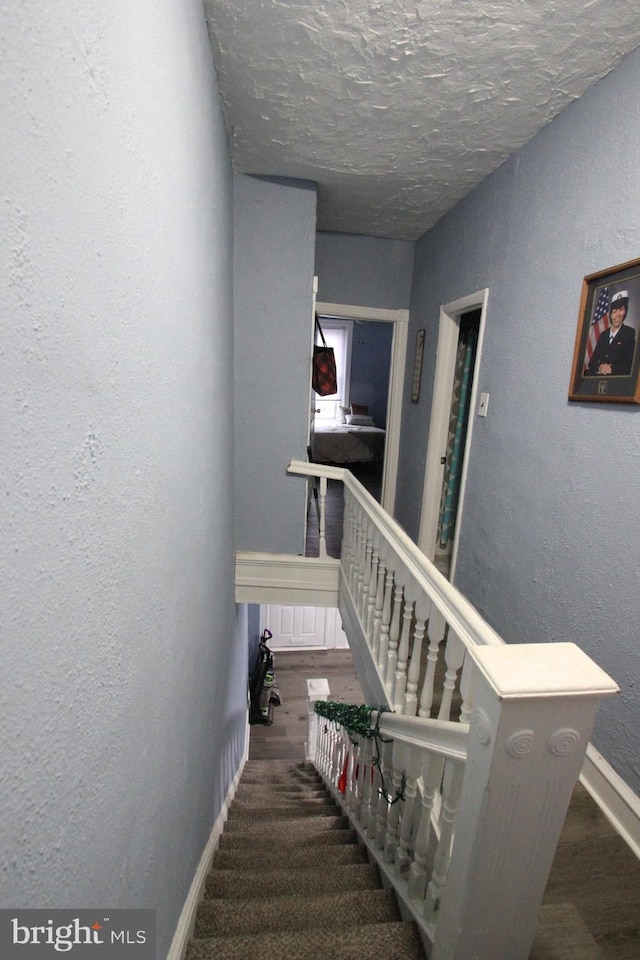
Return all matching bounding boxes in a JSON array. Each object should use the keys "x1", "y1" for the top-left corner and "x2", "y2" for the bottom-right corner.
[
  {"x1": 295, "y1": 460, "x2": 619, "y2": 960},
  {"x1": 288, "y1": 458, "x2": 505, "y2": 650}
]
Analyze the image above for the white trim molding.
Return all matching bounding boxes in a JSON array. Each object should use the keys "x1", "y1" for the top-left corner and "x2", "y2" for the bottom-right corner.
[
  {"x1": 580, "y1": 743, "x2": 640, "y2": 859},
  {"x1": 166, "y1": 736, "x2": 249, "y2": 960},
  {"x1": 235, "y1": 552, "x2": 340, "y2": 607},
  {"x1": 418, "y1": 288, "x2": 489, "y2": 577}
]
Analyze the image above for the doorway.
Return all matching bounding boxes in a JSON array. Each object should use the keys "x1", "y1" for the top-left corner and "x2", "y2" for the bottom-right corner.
[
  {"x1": 310, "y1": 300, "x2": 409, "y2": 514},
  {"x1": 418, "y1": 290, "x2": 488, "y2": 580},
  {"x1": 259, "y1": 604, "x2": 349, "y2": 650}
]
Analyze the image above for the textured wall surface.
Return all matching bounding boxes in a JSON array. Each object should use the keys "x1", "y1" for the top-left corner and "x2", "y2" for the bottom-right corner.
[
  {"x1": 204, "y1": 0, "x2": 640, "y2": 238},
  {"x1": 233, "y1": 174, "x2": 317, "y2": 554},
  {"x1": 397, "y1": 47, "x2": 640, "y2": 794},
  {"x1": 0, "y1": 2, "x2": 245, "y2": 954},
  {"x1": 316, "y1": 232, "x2": 415, "y2": 310}
]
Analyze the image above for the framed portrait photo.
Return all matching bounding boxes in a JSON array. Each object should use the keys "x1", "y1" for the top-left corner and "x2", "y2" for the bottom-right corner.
[{"x1": 569, "y1": 257, "x2": 640, "y2": 403}]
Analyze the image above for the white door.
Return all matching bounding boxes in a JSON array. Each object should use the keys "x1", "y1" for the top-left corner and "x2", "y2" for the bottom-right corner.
[{"x1": 260, "y1": 604, "x2": 349, "y2": 650}]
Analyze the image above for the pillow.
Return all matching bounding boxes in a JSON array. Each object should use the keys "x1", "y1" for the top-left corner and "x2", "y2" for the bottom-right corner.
[
  {"x1": 346, "y1": 414, "x2": 375, "y2": 427},
  {"x1": 338, "y1": 405, "x2": 350, "y2": 424},
  {"x1": 351, "y1": 403, "x2": 369, "y2": 415}
]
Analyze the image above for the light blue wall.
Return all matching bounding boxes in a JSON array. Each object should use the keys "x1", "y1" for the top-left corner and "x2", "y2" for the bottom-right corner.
[
  {"x1": 350, "y1": 321, "x2": 394, "y2": 427},
  {"x1": 398, "y1": 48, "x2": 640, "y2": 794},
  {"x1": 316, "y1": 232, "x2": 415, "y2": 309},
  {"x1": 0, "y1": 3, "x2": 245, "y2": 954},
  {"x1": 234, "y1": 174, "x2": 317, "y2": 553}
]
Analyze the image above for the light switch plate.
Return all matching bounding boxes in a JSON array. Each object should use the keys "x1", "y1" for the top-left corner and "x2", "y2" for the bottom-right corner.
[{"x1": 478, "y1": 392, "x2": 490, "y2": 418}]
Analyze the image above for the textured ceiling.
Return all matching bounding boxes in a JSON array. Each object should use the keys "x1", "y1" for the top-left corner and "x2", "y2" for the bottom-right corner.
[{"x1": 203, "y1": 0, "x2": 640, "y2": 240}]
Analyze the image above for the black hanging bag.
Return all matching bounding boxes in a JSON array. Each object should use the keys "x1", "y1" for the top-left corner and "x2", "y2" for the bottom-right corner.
[{"x1": 312, "y1": 315, "x2": 338, "y2": 396}]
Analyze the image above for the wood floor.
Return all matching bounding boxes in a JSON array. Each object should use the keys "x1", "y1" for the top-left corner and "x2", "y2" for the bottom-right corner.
[
  {"x1": 305, "y1": 462, "x2": 382, "y2": 558},
  {"x1": 250, "y1": 649, "x2": 640, "y2": 959}
]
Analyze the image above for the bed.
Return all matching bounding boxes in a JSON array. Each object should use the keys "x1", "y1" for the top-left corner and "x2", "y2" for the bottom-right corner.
[{"x1": 311, "y1": 419, "x2": 386, "y2": 464}]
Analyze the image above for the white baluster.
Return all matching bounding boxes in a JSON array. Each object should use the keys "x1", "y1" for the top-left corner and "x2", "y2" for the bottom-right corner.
[
  {"x1": 395, "y1": 743, "x2": 423, "y2": 878},
  {"x1": 408, "y1": 752, "x2": 445, "y2": 902},
  {"x1": 375, "y1": 738, "x2": 394, "y2": 850},
  {"x1": 419, "y1": 606, "x2": 446, "y2": 718},
  {"x1": 347, "y1": 504, "x2": 359, "y2": 596},
  {"x1": 359, "y1": 736, "x2": 375, "y2": 834},
  {"x1": 367, "y1": 737, "x2": 383, "y2": 839},
  {"x1": 405, "y1": 597, "x2": 430, "y2": 717},
  {"x1": 458, "y1": 652, "x2": 473, "y2": 725},
  {"x1": 371, "y1": 545, "x2": 387, "y2": 662},
  {"x1": 385, "y1": 580, "x2": 405, "y2": 694},
  {"x1": 359, "y1": 521, "x2": 373, "y2": 618},
  {"x1": 425, "y1": 757, "x2": 465, "y2": 922},
  {"x1": 354, "y1": 737, "x2": 367, "y2": 820},
  {"x1": 384, "y1": 739, "x2": 406, "y2": 864},
  {"x1": 377, "y1": 565, "x2": 394, "y2": 672},
  {"x1": 330, "y1": 724, "x2": 343, "y2": 788},
  {"x1": 345, "y1": 739, "x2": 358, "y2": 814},
  {"x1": 366, "y1": 535, "x2": 380, "y2": 638},
  {"x1": 393, "y1": 595, "x2": 415, "y2": 712},
  {"x1": 438, "y1": 630, "x2": 465, "y2": 721},
  {"x1": 341, "y1": 493, "x2": 355, "y2": 583},
  {"x1": 317, "y1": 476, "x2": 328, "y2": 558}
]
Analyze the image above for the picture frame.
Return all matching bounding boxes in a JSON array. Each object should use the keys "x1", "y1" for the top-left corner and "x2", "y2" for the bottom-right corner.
[
  {"x1": 569, "y1": 257, "x2": 640, "y2": 404},
  {"x1": 411, "y1": 328, "x2": 425, "y2": 402}
]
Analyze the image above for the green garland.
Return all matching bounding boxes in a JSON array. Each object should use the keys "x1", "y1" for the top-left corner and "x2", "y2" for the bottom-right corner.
[
  {"x1": 313, "y1": 700, "x2": 382, "y2": 738},
  {"x1": 314, "y1": 700, "x2": 405, "y2": 804}
]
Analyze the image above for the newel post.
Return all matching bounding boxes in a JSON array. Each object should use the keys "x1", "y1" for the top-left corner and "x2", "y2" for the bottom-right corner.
[
  {"x1": 305, "y1": 677, "x2": 330, "y2": 764},
  {"x1": 432, "y1": 642, "x2": 618, "y2": 960}
]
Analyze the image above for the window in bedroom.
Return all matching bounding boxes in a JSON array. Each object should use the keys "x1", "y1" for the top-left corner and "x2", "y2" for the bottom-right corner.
[{"x1": 315, "y1": 317, "x2": 353, "y2": 420}]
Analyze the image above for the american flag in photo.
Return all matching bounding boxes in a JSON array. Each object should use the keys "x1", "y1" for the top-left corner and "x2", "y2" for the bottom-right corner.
[{"x1": 584, "y1": 286, "x2": 610, "y2": 371}]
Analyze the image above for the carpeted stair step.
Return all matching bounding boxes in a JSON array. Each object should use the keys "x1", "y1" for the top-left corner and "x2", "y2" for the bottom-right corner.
[
  {"x1": 241, "y1": 761, "x2": 322, "y2": 781},
  {"x1": 234, "y1": 787, "x2": 331, "y2": 802},
  {"x1": 195, "y1": 887, "x2": 401, "y2": 938},
  {"x1": 218, "y1": 826, "x2": 358, "y2": 849},
  {"x1": 187, "y1": 760, "x2": 427, "y2": 960},
  {"x1": 236, "y1": 780, "x2": 329, "y2": 797},
  {"x1": 205, "y1": 861, "x2": 381, "y2": 899},
  {"x1": 230, "y1": 793, "x2": 338, "y2": 809},
  {"x1": 211, "y1": 839, "x2": 368, "y2": 870},
  {"x1": 223, "y1": 813, "x2": 350, "y2": 835},
  {"x1": 186, "y1": 920, "x2": 425, "y2": 960},
  {"x1": 226, "y1": 801, "x2": 342, "y2": 820}
]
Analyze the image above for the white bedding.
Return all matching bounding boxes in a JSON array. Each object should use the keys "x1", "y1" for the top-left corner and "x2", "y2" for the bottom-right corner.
[{"x1": 311, "y1": 421, "x2": 386, "y2": 464}]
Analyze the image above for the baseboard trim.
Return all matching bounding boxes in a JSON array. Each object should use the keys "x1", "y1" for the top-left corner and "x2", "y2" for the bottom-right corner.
[
  {"x1": 580, "y1": 743, "x2": 640, "y2": 859},
  {"x1": 166, "y1": 735, "x2": 249, "y2": 960}
]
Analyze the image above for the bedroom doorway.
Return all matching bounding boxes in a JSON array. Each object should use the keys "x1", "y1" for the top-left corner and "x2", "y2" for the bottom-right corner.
[
  {"x1": 418, "y1": 289, "x2": 488, "y2": 580},
  {"x1": 310, "y1": 301, "x2": 409, "y2": 514}
]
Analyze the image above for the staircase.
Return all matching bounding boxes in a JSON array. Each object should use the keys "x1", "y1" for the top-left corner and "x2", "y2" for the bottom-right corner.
[{"x1": 186, "y1": 759, "x2": 427, "y2": 960}]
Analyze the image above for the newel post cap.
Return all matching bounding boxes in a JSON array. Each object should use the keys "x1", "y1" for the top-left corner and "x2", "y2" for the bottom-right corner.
[
  {"x1": 467, "y1": 642, "x2": 619, "y2": 700},
  {"x1": 307, "y1": 677, "x2": 331, "y2": 701}
]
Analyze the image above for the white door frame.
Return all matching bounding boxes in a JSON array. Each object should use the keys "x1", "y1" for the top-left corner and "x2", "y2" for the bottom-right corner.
[
  {"x1": 417, "y1": 289, "x2": 489, "y2": 579},
  {"x1": 314, "y1": 301, "x2": 409, "y2": 513}
]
